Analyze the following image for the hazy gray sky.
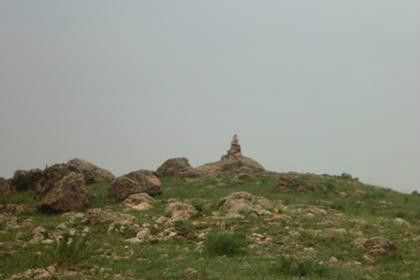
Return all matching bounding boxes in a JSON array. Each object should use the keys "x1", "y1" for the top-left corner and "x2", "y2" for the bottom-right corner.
[{"x1": 1, "y1": 1, "x2": 419, "y2": 192}]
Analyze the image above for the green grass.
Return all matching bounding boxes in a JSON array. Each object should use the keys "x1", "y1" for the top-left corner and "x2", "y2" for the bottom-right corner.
[
  {"x1": 204, "y1": 230, "x2": 247, "y2": 257},
  {"x1": 1, "y1": 172, "x2": 420, "y2": 279}
]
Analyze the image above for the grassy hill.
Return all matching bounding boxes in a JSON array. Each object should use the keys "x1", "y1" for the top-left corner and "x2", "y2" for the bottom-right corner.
[{"x1": 1, "y1": 172, "x2": 420, "y2": 279}]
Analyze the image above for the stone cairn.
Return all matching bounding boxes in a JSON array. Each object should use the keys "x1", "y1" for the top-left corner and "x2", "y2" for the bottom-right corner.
[{"x1": 221, "y1": 134, "x2": 243, "y2": 160}]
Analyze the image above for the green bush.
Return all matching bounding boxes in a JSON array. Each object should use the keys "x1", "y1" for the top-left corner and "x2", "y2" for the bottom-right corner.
[{"x1": 204, "y1": 230, "x2": 247, "y2": 256}]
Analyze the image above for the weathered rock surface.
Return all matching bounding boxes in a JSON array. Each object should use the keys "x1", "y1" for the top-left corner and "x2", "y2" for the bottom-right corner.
[
  {"x1": 123, "y1": 193, "x2": 155, "y2": 211},
  {"x1": 37, "y1": 172, "x2": 88, "y2": 213},
  {"x1": 166, "y1": 200, "x2": 198, "y2": 221},
  {"x1": 67, "y1": 158, "x2": 115, "y2": 184},
  {"x1": 0, "y1": 177, "x2": 13, "y2": 194},
  {"x1": 34, "y1": 164, "x2": 78, "y2": 197},
  {"x1": 86, "y1": 208, "x2": 135, "y2": 225},
  {"x1": 218, "y1": 192, "x2": 275, "y2": 218},
  {"x1": 9, "y1": 169, "x2": 43, "y2": 191},
  {"x1": 354, "y1": 237, "x2": 398, "y2": 258},
  {"x1": 197, "y1": 157, "x2": 265, "y2": 176},
  {"x1": 156, "y1": 157, "x2": 201, "y2": 178},
  {"x1": 109, "y1": 170, "x2": 162, "y2": 201},
  {"x1": 276, "y1": 173, "x2": 315, "y2": 192}
]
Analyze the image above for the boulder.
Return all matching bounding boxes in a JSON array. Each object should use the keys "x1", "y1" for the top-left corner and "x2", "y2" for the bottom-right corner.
[
  {"x1": 166, "y1": 200, "x2": 198, "y2": 221},
  {"x1": 354, "y1": 237, "x2": 398, "y2": 258},
  {"x1": 0, "y1": 177, "x2": 14, "y2": 194},
  {"x1": 67, "y1": 158, "x2": 115, "y2": 184},
  {"x1": 37, "y1": 172, "x2": 88, "y2": 213},
  {"x1": 156, "y1": 157, "x2": 201, "y2": 178},
  {"x1": 9, "y1": 169, "x2": 43, "y2": 191},
  {"x1": 126, "y1": 170, "x2": 162, "y2": 196},
  {"x1": 108, "y1": 170, "x2": 162, "y2": 201},
  {"x1": 218, "y1": 191, "x2": 274, "y2": 218},
  {"x1": 363, "y1": 237, "x2": 398, "y2": 257},
  {"x1": 34, "y1": 164, "x2": 79, "y2": 197}
]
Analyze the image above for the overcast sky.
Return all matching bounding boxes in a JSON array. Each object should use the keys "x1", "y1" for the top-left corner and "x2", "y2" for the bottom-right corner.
[{"x1": 1, "y1": 1, "x2": 419, "y2": 192}]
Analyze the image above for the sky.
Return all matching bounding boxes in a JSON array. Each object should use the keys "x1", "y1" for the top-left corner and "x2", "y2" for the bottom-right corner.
[{"x1": 0, "y1": 1, "x2": 419, "y2": 192}]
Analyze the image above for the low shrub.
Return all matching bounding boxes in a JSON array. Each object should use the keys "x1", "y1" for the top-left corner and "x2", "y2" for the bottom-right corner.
[{"x1": 204, "y1": 230, "x2": 247, "y2": 257}]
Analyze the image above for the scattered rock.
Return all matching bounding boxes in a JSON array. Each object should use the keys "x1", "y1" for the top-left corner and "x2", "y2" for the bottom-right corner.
[
  {"x1": 0, "y1": 204, "x2": 25, "y2": 214},
  {"x1": 109, "y1": 170, "x2": 162, "y2": 201},
  {"x1": 123, "y1": 193, "x2": 155, "y2": 211},
  {"x1": 394, "y1": 218, "x2": 410, "y2": 227},
  {"x1": 218, "y1": 192, "x2": 274, "y2": 218},
  {"x1": 86, "y1": 208, "x2": 135, "y2": 225},
  {"x1": 67, "y1": 158, "x2": 115, "y2": 184},
  {"x1": 156, "y1": 157, "x2": 201, "y2": 178},
  {"x1": 31, "y1": 226, "x2": 48, "y2": 243},
  {"x1": 37, "y1": 172, "x2": 88, "y2": 213},
  {"x1": 326, "y1": 256, "x2": 339, "y2": 265},
  {"x1": 166, "y1": 200, "x2": 198, "y2": 221},
  {"x1": 8, "y1": 265, "x2": 57, "y2": 280},
  {"x1": 9, "y1": 169, "x2": 43, "y2": 191}
]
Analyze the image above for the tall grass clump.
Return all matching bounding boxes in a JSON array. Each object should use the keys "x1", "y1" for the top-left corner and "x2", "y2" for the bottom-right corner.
[
  {"x1": 204, "y1": 230, "x2": 247, "y2": 257},
  {"x1": 54, "y1": 233, "x2": 93, "y2": 266}
]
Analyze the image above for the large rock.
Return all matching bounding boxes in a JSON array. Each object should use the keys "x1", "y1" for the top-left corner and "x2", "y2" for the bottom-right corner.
[
  {"x1": 363, "y1": 237, "x2": 398, "y2": 257},
  {"x1": 67, "y1": 158, "x2": 115, "y2": 184},
  {"x1": 109, "y1": 170, "x2": 162, "y2": 201},
  {"x1": 9, "y1": 169, "x2": 43, "y2": 191},
  {"x1": 218, "y1": 191, "x2": 274, "y2": 218},
  {"x1": 34, "y1": 164, "x2": 79, "y2": 197},
  {"x1": 165, "y1": 199, "x2": 198, "y2": 221},
  {"x1": 0, "y1": 177, "x2": 14, "y2": 194},
  {"x1": 156, "y1": 157, "x2": 201, "y2": 178},
  {"x1": 37, "y1": 172, "x2": 88, "y2": 213}
]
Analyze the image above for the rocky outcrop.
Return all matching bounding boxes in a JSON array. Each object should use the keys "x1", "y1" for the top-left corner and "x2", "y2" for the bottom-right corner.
[
  {"x1": 196, "y1": 135, "x2": 265, "y2": 176},
  {"x1": 197, "y1": 157, "x2": 265, "y2": 176},
  {"x1": 67, "y1": 158, "x2": 115, "y2": 184},
  {"x1": 354, "y1": 237, "x2": 398, "y2": 258},
  {"x1": 276, "y1": 173, "x2": 315, "y2": 192},
  {"x1": 108, "y1": 170, "x2": 162, "y2": 201},
  {"x1": 0, "y1": 177, "x2": 14, "y2": 194},
  {"x1": 165, "y1": 200, "x2": 198, "y2": 221},
  {"x1": 156, "y1": 157, "x2": 201, "y2": 178},
  {"x1": 33, "y1": 164, "x2": 79, "y2": 197},
  {"x1": 123, "y1": 193, "x2": 155, "y2": 211},
  {"x1": 37, "y1": 172, "x2": 88, "y2": 213},
  {"x1": 218, "y1": 192, "x2": 275, "y2": 218},
  {"x1": 9, "y1": 169, "x2": 43, "y2": 191}
]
